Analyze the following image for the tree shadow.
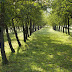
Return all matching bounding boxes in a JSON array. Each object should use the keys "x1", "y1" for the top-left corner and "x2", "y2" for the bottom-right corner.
[{"x1": 1, "y1": 27, "x2": 72, "y2": 72}]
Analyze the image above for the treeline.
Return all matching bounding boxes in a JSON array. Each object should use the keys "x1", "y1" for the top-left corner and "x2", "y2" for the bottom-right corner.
[
  {"x1": 0, "y1": 0, "x2": 47, "y2": 64},
  {"x1": 47, "y1": 0, "x2": 72, "y2": 35}
]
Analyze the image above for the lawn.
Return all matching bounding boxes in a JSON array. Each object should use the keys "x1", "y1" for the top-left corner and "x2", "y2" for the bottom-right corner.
[{"x1": 0, "y1": 27, "x2": 72, "y2": 72}]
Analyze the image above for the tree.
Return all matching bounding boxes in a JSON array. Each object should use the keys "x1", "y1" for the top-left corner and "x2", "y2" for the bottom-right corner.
[
  {"x1": 5, "y1": 25, "x2": 15, "y2": 53},
  {"x1": 0, "y1": 0, "x2": 47, "y2": 64},
  {"x1": 0, "y1": 1, "x2": 8, "y2": 64},
  {"x1": 12, "y1": 18, "x2": 21, "y2": 47},
  {"x1": 47, "y1": 0, "x2": 72, "y2": 34}
]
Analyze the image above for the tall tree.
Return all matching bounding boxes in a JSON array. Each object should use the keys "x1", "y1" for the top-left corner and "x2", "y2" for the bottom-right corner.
[
  {"x1": 5, "y1": 25, "x2": 15, "y2": 53},
  {"x1": 0, "y1": 1, "x2": 8, "y2": 64},
  {"x1": 12, "y1": 18, "x2": 21, "y2": 47}
]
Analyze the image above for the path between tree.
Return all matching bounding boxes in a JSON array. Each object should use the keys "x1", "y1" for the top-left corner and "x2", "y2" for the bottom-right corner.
[{"x1": 1, "y1": 27, "x2": 72, "y2": 72}]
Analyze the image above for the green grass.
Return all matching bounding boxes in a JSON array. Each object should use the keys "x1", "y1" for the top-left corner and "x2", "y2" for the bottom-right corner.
[{"x1": 0, "y1": 27, "x2": 72, "y2": 72}]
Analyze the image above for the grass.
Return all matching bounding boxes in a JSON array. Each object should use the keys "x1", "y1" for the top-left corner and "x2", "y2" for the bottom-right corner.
[{"x1": 0, "y1": 27, "x2": 72, "y2": 72}]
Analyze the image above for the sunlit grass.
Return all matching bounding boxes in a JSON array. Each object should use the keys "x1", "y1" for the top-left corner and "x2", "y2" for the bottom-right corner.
[{"x1": 0, "y1": 27, "x2": 72, "y2": 72}]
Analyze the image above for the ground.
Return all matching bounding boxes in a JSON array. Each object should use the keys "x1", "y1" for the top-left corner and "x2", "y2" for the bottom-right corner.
[{"x1": 0, "y1": 27, "x2": 72, "y2": 72}]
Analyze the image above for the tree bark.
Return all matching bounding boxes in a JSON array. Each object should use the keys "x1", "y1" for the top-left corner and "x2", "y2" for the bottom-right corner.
[
  {"x1": 25, "y1": 22, "x2": 28, "y2": 40},
  {"x1": 38, "y1": 26, "x2": 39, "y2": 30},
  {"x1": 30, "y1": 19, "x2": 32, "y2": 36},
  {"x1": 33, "y1": 23, "x2": 35, "y2": 32},
  {"x1": 53, "y1": 25, "x2": 56, "y2": 30},
  {"x1": 28, "y1": 26, "x2": 29, "y2": 37},
  {"x1": 65, "y1": 24, "x2": 67, "y2": 34},
  {"x1": 23, "y1": 25, "x2": 26, "y2": 42},
  {"x1": 35, "y1": 26, "x2": 36, "y2": 31},
  {"x1": 27, "y1": 16, "x2": 29, "y2": 37},
  {"x1": 5, "y1": 25, "x2": 15, "y2": 53},
  {"x1": 65, "y1": 16, "x2": 67, "y2": 34},
  {"x1": 63, "y1": 26, "x2": 64, "y2": 33},
  {"x1": 68, "y1": 18, "x2": 70, "y2": 35},
  {"x1": 0, "y1": 27, "x2": 8, "y2": 64},
  {"x1": 12, "y1": 18, "x2": 21, "y2": 47},
  {"x1": 0, "y1": 2, "x2": 8, "y2": 65}
]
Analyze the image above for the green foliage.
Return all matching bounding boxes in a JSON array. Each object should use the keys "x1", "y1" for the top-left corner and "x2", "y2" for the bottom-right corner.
[
  {"x1": 70, "y1": 18, "x2": 72, "y2": 25},
  {"x1": 0, "y1": 0, "x2": 5, "y2": 2},
  {"x1": 2, "y1": 0, "x2": 47, "y2": 27},
  {"x1": 48, "y1": 0, "x2": 72, "y2": 26}
]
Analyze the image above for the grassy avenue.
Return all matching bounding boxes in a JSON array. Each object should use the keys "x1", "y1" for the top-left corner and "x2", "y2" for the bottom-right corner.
[{"x1": 0, "y1": 27, "x2": 72, "y2": 72}]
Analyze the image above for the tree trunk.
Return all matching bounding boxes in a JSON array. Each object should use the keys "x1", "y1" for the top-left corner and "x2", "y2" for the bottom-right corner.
[
  {"x1": 30, "y1": 19, "x2": 32, "y2": 36},
  {"x1": 33, "y1": 23, "x2": 35, "y2": 32},
  {"x1": 28, "y1": 26, "x2": 29, "y2": 37},
  {"x1": 59, "y1": 25, "x2": 60, "y2": 31},
  {"x1": 25, "y1": 22, "x2": 28, "y2": 40},
  {"x1": 65, "y1": 16, "x2": 67, "y2": 34},
  {"x1": 5, "y1": 25, "x2": 15, "y2": 53},
  {"x1": 0, "y1": 27, "x2": 8, "y2": 64},
  {"x1": 23, "y1": 25, "x2": 26, "y2": 42},
  {"x1": 68, "y1": 18, "x2": 70, "y2": 35},
  {"x1": 65, "y1": 24, "x2": 67, "y2": 34},
  {"x1": 35, "y1": 26, "x2": 36, "y2": 31},
  {"x1": 27, "y1": 17, "x2": 29, "y2": 37},
  {"x1": 0, "y1": 2, "x2": 8, "y2": 65},
  {"x1": 38, "y1": 26, "x2": 39, "y2": 30},
  {"x1": 12, "y1": 18, "x2": 21, "y2": 47},
  {"x1": 63, "y1": 27, "x2": 64, "y2": 33},
  {"x1": 53, "y1": 25, "x2": 56, "y2": 30}
]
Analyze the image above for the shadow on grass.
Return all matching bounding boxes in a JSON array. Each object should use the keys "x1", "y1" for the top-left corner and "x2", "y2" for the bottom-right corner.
[
  {"x1": 1, "y1": 27, "x2": 72, "y2": 72},
  {"x1": 25, "y1": 34, "x2": 72, "y2": 72}
]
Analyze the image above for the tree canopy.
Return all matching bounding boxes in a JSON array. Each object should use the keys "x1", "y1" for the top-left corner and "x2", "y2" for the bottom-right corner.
[{"x1": 47, "y1": 0, "x2": 72, "y2": 26}]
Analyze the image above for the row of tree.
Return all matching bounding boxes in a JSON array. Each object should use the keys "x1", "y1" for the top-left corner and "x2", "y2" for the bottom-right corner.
[
  {"x1": 0, "y1": 0, "x2": 48, "y2": 64},
  {"x1": 47, "y1": 0, "x2": 72, "y2": 35}
]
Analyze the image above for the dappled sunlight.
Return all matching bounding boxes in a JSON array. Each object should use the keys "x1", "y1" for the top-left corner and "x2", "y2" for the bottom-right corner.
[
  {"x1": 25, "y1": 27, "x2": 72, "y2": 72},
  {"x1": 40, "y1": 52, "x2": 45, "y2": 55},
  {"x1": 0, "y1": 27, "x2": 72, "y2": 72},
  {"x1": 70, "y1": 58, "x2": 72, "y2": 62},
  {"x1": 4, "y1": 42, "x2": 11, "y2": 53},
  {"x1": 32, "y1": 51, "x2": 36, "y2": 54},
  {"x1": 47, "y1": 54, "x2": 54, "y2": 59},
  {"x1": 30, "y1": 63, "x2": 44, "y2": 72},
  {"x1": 57, "y1": 52, "x2": 67, "y2": 56}
]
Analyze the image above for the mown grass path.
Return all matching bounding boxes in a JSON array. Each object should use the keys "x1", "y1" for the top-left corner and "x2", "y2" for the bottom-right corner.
[{"x1": 0, "y1": 27, "x2": 72, "y2": 72}]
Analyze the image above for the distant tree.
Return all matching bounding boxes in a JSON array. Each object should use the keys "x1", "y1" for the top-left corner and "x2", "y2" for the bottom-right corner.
[{"x1": 47, "y1": 0, "x2": 72, "y2": 34}]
